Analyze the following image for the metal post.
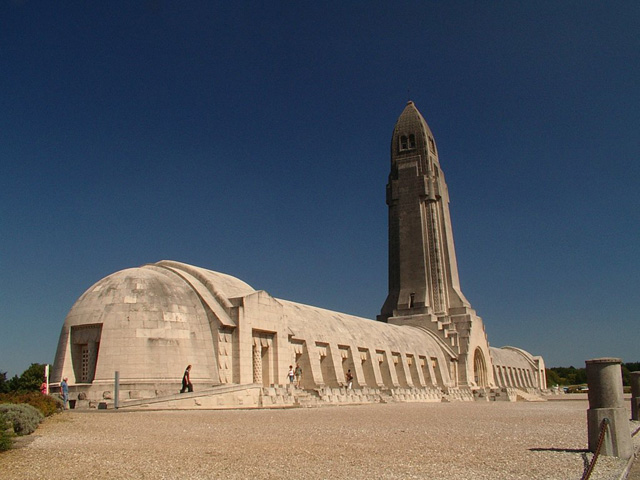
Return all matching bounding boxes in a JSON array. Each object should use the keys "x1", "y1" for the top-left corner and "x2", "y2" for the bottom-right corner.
[
  {"x1": 114, "y1": 371, "x2": 120, "y2": 410},
  {"x1": 585, "y1": 358, "x2": 632, "y2": 458}
]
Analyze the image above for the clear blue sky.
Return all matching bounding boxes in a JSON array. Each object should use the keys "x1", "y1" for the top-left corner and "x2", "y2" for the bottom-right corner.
[{"x1": 1, "y1": 2, "x2": 638, "y2": 377}]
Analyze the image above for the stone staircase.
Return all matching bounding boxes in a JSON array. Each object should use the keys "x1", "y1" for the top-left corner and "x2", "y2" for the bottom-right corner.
[
  {"x1": 258, "y1": 385, "x2": 298, "y2": 407},
  {"x1": 479, "y1": 387, "x2": 546, "y2": 402},
  {"x1": 513, "y1": 388, "x2": 546, "y2": 402},
  {"x1": 389, "y1": 386, "x2": 445, "y2": 402},
  {"x1": 314, "y1": 386, "x2": 382, "y2": 405},
  {"x1": 442, "y1": 386, "x2": 474, "y2": 402},
  {"x1": 116, "y1": 383, "x2": 261, "y2": 409}
]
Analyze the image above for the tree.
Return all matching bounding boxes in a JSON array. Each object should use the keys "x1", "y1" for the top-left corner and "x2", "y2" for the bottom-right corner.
[
  {"x1": 15, "y1": 364, "x2": 46, "y2": 392},
  {"x1": 0, "y1": 365, "x2": 49, "y2": 393},
  {"x1": 547, "y1": 362, "x2": 638, "y2": 387},
  {"x1": 546, "y1": 369, "x2": 561, "y2": 386},
  {"x1": 573, "y1": 368, "x2": 587, "y2": 385},
  {"x1": 0, "y1": 372, "x2": 8, "y2": 394},
  {"x1": 6, "y1": 375, "x2": 20, "y2": 392},
  {"x1": 625, "y1": 362, "x2": 640, "y2": 372}
]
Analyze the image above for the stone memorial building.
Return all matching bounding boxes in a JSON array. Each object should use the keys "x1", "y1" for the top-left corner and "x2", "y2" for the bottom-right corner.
[{"x1": 52, "y1": 102, "x2": 546, "y2": 408}]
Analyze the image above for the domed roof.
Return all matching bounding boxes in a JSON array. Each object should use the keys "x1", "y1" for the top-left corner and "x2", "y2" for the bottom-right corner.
[
  {"x1": 53, "y1": 263, "x2": 220, "y2": 385},
  {"x1": 67, "y1": 266, "x2": 198, "y2": 325}
]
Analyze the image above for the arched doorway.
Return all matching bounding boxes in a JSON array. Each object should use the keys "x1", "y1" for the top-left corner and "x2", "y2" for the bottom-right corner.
[{"x1": 473, "y1": 348, "x2": 488, "y2": 387}]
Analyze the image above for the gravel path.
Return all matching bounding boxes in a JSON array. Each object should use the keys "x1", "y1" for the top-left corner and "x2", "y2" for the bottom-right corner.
[{"x1": 1, "y1": 400, "x2": 638, "y2": 480}]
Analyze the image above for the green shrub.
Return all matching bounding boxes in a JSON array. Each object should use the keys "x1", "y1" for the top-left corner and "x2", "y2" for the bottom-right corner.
[
  {"x1": 0, "y1": 404, "x2": 44, "y2": 436},
  {"x1": 0, "y1": 412, "x2": 12, "y2": 451},
  {"x1": 0, "y1": 392, "x2": 62, "y2": 417}
]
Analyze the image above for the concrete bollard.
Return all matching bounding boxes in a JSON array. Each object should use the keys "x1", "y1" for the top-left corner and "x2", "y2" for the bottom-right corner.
[
  {"x1": 585, "y1": 358, "x2": 633, "y2": 459},
  {"x1": 631, "y1": 371, "x2": 640, "y2": 421}
]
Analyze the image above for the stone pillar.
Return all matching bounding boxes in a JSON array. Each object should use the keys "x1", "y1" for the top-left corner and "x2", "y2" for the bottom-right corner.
[
  {"x1": 585, "y1": 358, "x2": 633, "y2": 459},
  {"x1": 252, "y1": 343, "x2": 262, "y2": 385},
  {"x1": 630, "y1": 371, "x2": 640, "y2": 421}
]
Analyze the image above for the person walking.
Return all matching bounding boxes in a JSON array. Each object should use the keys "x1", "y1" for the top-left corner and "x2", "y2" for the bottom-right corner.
[
  {"x1": 294, "y1": 363, "x2": 303, "y2": 388},
  {"x1": 287, "y1": 365, "x2": 295, "y2": 385},
  {"x1": 180, "y1": 365, "x2": 193, "y2": 393},
  {"x1": 345, "y1": 369, "x2": 353, "y2": 389},
  {"x1": 60, "y1": 377, "x2": 69, "y2": 409}
]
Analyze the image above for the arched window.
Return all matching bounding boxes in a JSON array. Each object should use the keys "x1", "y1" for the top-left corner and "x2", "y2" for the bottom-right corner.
[
  {"x1": 409, "y1": 134, "x2": 416, "y2": 148},
  {"x1": 400, "y1": 135, "x2": 408, "y2": 150}
]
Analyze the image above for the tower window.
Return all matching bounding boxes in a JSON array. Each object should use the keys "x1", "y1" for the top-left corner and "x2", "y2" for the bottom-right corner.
[
  {"x1": 428, "y1": 137, "x2": 435, "y2": 153},
  {"x1": 400, "y1": 134, "x2": 416, "y2": 152}
]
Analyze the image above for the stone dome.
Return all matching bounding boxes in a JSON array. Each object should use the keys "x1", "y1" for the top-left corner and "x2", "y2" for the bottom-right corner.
[{"x1": 51, "y1": 263, "x2": 220, "y2": 387}]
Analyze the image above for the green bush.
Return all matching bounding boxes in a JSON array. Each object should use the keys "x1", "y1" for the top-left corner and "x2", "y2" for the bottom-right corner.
[
  {"x1": 0, "y1": 412, "x2": 12, "y2": 451},
  {"x1": 0, "y1": 392, "x2": 62, "y2": 417},
  {"x1": 0, "y1": 404, "x2": 44, "y2": 436}
]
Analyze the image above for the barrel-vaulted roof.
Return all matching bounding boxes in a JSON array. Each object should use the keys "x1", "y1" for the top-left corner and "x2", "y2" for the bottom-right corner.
[{"x1": 490, "y1": 346, "x2": 537, "y2": 370}]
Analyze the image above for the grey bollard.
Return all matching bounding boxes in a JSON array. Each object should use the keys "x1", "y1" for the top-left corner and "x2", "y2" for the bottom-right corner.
[
  {"x1": 114, "y1": 371, "x2": 120, "y2": 410},
  {"x1": 585, "y1": 358, "x2": 633, "y2": 459},
  {"x1": 631, "y1": 371, "x2": 640, "y2": 421}
]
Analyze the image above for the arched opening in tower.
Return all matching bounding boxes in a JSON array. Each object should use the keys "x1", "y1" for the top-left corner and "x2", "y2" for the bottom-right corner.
[{"x1": 473, "y1": 348, "x2": 488, "y2": 387}]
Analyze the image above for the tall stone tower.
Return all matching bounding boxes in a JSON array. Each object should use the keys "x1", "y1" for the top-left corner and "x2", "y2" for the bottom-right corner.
[{"x1": 378, "y1": 101, "x2": 494, "y2": 388}]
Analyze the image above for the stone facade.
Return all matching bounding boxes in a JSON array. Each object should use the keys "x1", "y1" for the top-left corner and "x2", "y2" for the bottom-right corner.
[{"x1": 51, "y1": 102, "x2": 546, "y2": 408}]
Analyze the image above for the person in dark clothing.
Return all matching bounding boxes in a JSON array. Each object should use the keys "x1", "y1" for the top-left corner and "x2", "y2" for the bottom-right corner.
[
  {"x1": 180, "y1": 365, "x2": 193, "y2": 393},
  {"x1": 345, "y1": 369, "x2": 353, "y2": 389}
]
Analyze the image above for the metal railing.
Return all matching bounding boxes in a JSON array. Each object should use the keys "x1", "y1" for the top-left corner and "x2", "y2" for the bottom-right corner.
[{"x1": 580, "y1": 418, "x2": 609, "y2": 480}]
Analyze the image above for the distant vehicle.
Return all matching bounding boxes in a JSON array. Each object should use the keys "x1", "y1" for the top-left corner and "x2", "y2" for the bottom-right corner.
[{"x1": 564, "y1": 384, "x2": 589, "y2": 393}]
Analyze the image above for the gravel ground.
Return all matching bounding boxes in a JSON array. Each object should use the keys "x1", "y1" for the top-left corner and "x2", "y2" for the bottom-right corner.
[{"x1": 1, "y1": 399, "x2": 638, "y2": 480}]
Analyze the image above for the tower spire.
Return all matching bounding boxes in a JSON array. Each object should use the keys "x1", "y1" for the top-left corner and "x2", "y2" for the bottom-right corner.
[{"x1": 377, "y1": 102, "x2": 495, "y2": 388}]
